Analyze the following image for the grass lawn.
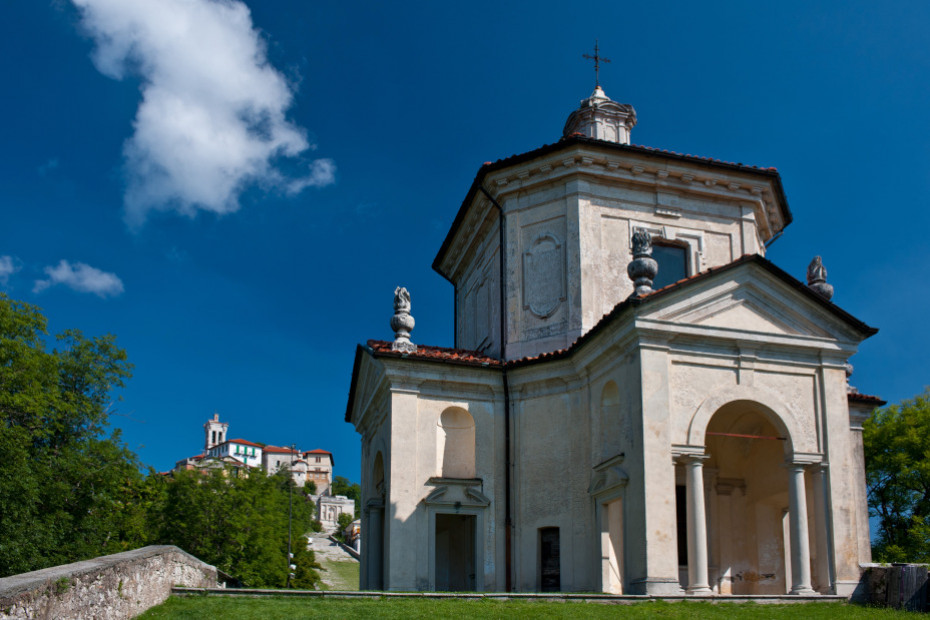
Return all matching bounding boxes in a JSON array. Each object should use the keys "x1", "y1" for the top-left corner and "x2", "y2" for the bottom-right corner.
[
  {"x1": 139, "y1": 597, "x2": 915, "y2": 619},
  {"x1": 318, "y1": 559, "x2": 360, "y2": 591}
]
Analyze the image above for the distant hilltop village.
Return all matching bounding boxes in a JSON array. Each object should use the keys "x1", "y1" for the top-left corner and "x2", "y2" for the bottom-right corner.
[
  {"x1": 172, "y1": 414, "x2": 356, "y2": 530},
  {"x1": 173, "y1": 413, "x2": 335, "y2": 495}
]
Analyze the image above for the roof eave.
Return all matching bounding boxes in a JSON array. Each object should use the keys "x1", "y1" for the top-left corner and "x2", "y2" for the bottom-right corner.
[
  {"x1": 344, "y1": 343, "x2": 373, "y2": 423},
  {"x1": 432, "y1": 136, "x2": 792, "y2": 280}
]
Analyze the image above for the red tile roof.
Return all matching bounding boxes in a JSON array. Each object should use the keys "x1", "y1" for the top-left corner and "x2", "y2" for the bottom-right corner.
[
  {"x1": 348, "y1": 255, "x2": 879, "y2": 422},
  {"x1": 848, "y1": 392, "x2": 887, "y2": 406},
  {"x1": 366, "y1": 339, "x2": 501, "y2": 367},
  {"x1": 264, "y1": 445, "x2": 300, "y2": 454},
  {"x1": 303, "y1": 449, "x2": 335, "y2": 466},
  {"x1": 225, "y1": 438, "x2": 263, "y2": 448}
]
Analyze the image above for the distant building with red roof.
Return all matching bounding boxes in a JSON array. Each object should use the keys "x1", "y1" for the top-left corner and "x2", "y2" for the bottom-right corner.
[{"x1": 173, "y1": 415, "x2": 339, "y2": 494}]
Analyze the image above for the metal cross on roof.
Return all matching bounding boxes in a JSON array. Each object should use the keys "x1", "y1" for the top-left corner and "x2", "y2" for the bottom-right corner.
[{"x1": 582, "y1": 40, "x2": 611, "y2": 88}]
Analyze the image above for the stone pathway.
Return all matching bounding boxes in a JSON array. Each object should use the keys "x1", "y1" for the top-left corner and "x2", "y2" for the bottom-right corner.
[{"x1": 307, "y1": 531, "x2": 359, "y2": 591}]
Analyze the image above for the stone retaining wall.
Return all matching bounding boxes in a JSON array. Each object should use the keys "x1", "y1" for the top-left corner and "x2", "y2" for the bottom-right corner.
[
  {"x1": 327, "y1": 535, "x2": 361, "y2": 560},
  {"x1": 856, "y1": 563, "x2": 928, "y2": 612},
  {"x1": 0, "y1": 546, "x2": 217, "y2": 619}
]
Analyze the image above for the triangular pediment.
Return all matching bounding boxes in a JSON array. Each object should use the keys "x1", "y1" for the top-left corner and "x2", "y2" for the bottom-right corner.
[{"x1": 641, "y1": 263, "x2": 863, "y2": 342}]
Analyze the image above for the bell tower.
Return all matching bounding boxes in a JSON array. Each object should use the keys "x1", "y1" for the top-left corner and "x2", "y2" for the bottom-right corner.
[{"x1": 204, "y1": 413, "x2": 228, "y2": 451}]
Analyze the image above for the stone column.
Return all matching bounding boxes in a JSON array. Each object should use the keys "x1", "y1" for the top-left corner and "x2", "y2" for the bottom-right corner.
[
  {"x1": 810, "y1": 464, "x2": 833, "y2": 593},
  {"x1": 683, "y1": 455, "x2": 712, "y2": 594},
  {"x1": 786, "y1": 463, "x2": 816, "y2": 595}
]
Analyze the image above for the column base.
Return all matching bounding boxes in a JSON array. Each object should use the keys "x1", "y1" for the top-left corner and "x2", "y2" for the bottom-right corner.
[
  {"x1": 687, "y1": 585, "x2": 713, "y2": 595},
  {"x1": 789, "y1": 586, "x2": 818, "y2": 596},
  {"x1": 629, "y1": 577, "x2": 684, "y2": 595}
]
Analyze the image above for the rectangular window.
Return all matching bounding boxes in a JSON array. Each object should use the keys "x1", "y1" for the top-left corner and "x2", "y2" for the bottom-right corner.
[{"x1": 652, "y1": 242, "x2": 689, "y2": 290}]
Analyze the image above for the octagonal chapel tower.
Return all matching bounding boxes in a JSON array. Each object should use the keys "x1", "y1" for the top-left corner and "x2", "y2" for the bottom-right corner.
[{"x1": 433, "y1": 87, "x2": 791, "y2": 360}]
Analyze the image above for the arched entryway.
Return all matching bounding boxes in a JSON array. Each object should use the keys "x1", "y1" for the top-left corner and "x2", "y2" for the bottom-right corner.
[
  {"x1": 677, "y1": 399, "x2": 822, "y2": 595},
  {"x1": 705, "y1": 401, "x2": 791, "y2": 594}
]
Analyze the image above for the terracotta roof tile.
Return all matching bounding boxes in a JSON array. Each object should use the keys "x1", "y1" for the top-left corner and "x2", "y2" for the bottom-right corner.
[
  {"x1": 348, "y1": 255, "x2": 879, "y2": 422},
  {"x1": 366, "y1": 339, "x2": 501, "y2": 367},
  {"x1": 264, "y1": 445, "x2": 300, "y2": 454},
  {"x1": 373, "y1": 255, "x2": 877, "y2": 371},
  {"x1": 225, "y1": 438, "x2": 263, "y2": 448},
  {"x1": 304, "y1": 449, "x2": 333, "y2": 455},
  {"x1": 848, "y1": 392, "x2": 886, "y2": 406}
]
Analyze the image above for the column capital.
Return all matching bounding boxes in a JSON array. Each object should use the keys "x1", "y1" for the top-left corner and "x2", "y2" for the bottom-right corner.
[
  {"x1": 677, "y1": 453, "x2": 710, "y2": 465},
  {"x1": 672, "y1": 444, "x2": 708, "y2": 463},
  {"x1": 785, "y1": 452, "x2": 823, "y2": 467}
]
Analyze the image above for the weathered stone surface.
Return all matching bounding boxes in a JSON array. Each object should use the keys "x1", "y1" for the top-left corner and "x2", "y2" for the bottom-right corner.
[{"x1": 0, "y1": 546, "x2": 217, "y2": 619}]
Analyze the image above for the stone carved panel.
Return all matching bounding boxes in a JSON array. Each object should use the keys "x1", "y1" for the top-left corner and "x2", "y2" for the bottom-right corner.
[{"x1": 522, "y1": 234, "x2": 565, "y2": 319}]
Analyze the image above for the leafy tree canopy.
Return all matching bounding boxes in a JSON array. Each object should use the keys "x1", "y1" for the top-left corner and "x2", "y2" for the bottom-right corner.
[
  {"x1": 331, "y1": 476, "x2": 361, "y2": 516},
  {"x1": 863, "y1": 389, "x2": 930, "y2": 563},
  {"x1": 156, "y1": 468, "x2": 320, "y2": 589},
  {"x1": 0, "y1": 294, "x2": 139, "y2": 576},
  {"x1": 0, "y1": 294, "x2": 322, "y2": 589}
]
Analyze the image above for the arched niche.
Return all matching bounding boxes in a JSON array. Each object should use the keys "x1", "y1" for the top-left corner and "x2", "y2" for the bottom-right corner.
[
  {"x1": 437, "y1": 407, "x2": 476, "y2": 479},
  {"x1": 600, "y1": 381, "x2": 622, "y2": 456},
  {"x1": 372, "y1": 451, "x2": 385, "y2": 496}
]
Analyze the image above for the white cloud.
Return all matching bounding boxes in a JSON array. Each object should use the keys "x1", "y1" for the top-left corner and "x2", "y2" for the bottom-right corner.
[
  {"x1": 33, "y1": 260, "x2": 124, "y2": 298},
  {"x1": 0, "y1": 256, "x2": 20, "y2": 286},
  {"x1": 70, "y1": 0, "x2": 335, "y2": 228}
]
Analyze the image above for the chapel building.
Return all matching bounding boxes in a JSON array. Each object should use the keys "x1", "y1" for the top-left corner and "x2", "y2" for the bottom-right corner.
[{"x1": 345, "y1": 84, "x2": 881, "y2": 596}]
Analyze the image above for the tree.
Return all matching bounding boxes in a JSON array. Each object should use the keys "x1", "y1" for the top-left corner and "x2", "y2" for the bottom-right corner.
[
  {"x1": 0, "y1": 294, "x2": 141, "y2": 576},
  {"x1": 863, "y1": 389, "x2": 930, "y2": 563},
  {"x1": 155, "y1": 467, "x2": 321, "y2": 588},
  {"x1": 330, "y1": 476, "x2": 361, "y2": 516}
]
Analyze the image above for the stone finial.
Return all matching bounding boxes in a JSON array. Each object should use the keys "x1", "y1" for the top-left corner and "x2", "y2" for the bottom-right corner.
[
  {"x1": 627, "y1": 229, "x2": 659, "y2": 297},
  {"x1": 390, "y1": 286, "x2": 416, "y2": 353},
  {"x1": 845, "y1": 362, "x2": 859, "y2": 394},
  {"x1": 806, "y1": 256, "x2": 834, "y2": 301}
]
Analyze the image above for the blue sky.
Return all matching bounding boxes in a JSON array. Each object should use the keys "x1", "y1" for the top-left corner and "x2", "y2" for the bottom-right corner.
[{"x1": 1, "y1": 1, "x2": 928, "y2": 483}]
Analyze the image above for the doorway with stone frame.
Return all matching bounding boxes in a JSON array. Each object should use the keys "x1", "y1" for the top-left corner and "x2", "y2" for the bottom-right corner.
[{"x1": 434, "y1": 513, "x2": 477, "y2": 591}]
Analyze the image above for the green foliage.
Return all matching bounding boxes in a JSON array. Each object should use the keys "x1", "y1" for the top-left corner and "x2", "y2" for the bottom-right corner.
[
  {"x1": 337, "y1": 512, "x2": 354, "y2": 533},
  {"x1": 290, "y1": 543, "x2": 322, "y2": 590},
  {"x1": 155, "y1": 468, "x2": 320, "y2": 589},
  {"x1": 863, "y1": 389, "x2": 930, "y2": 562},
  {"x1": 0, "y1": 294, "x2": 141, "y2": 577},
  {"x1": 330, "y1": 476, "x2": 361, "y2": 516},
  {"x1": 309, "y1": 519, "x2": 323, "y2": 533},
  {"x1": 53, "y1": 577, "x2": 71, "y2": 595},
  {"x1": 0, "y1": 294, "x2": 321, "y2": 589}
]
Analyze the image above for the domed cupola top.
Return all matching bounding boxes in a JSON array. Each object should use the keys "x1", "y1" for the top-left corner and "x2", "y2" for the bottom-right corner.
[
  {"x1": 562, "y1": 41, "x2": 636, "y2": 144},
  {"x1": 562, "y1": 85, "x2": 637, "y2": 144}
]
